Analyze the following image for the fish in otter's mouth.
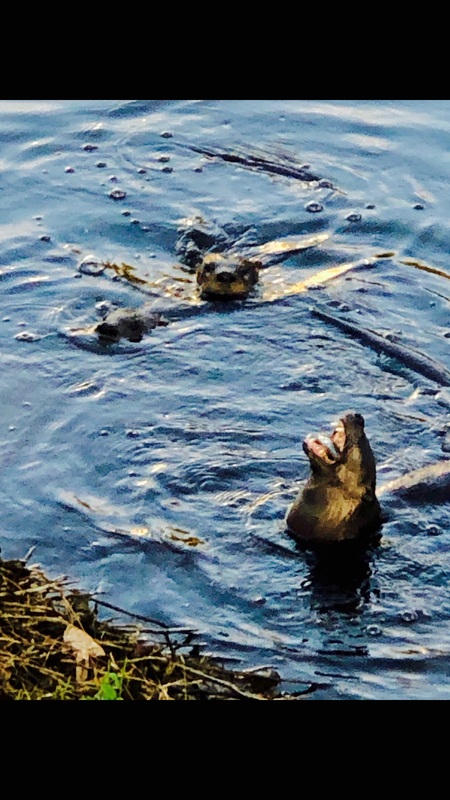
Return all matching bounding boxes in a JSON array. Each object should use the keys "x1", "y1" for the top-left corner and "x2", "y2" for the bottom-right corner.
[{"x1": 303, "y1": 415, "x2": 354, "y2": 466}]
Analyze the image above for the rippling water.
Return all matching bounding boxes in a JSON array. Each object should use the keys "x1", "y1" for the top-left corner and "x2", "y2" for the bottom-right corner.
[{"x1": 4, "y1": 99, "x2": 450, "y2": 699}]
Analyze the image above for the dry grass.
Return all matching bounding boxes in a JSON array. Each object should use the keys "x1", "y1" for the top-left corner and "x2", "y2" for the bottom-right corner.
[{"x1": 0, "y1": 554, "x2": 288, "y2": 700}]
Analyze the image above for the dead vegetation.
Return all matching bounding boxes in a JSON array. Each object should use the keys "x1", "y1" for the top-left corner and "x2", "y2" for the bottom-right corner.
[{"x1": 0, "y1": 553, "x2": 290, "y2": 700}]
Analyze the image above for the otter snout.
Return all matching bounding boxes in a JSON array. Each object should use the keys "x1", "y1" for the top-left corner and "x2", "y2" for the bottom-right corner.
[{"x1": 216, "y1": 271, "x2": 236, "y2": 284}]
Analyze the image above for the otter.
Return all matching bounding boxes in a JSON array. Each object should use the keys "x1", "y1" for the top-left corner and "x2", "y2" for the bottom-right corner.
[
  {"x1": 286, "y1": 412, "x2": 382, "y2": 546},
  {"x1": 91, "y1": 218, "x2": 333, "y2": 343},
  {"x1": 95, "y1": 305, "x2": 168, "y2": 343},
  {"x1": 94, "y1": 256, "x2": 260, "y2": 343},
  {"x1": 286, "y1": 411, "x2": 450, "y2": 547}
]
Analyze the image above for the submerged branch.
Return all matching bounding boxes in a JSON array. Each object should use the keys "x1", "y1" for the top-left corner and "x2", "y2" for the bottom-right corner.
[{"x1": 311, "y1": 308, "x2": 450, "y2": 387}]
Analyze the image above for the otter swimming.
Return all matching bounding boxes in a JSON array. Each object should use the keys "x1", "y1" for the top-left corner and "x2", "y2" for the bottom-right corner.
[
  {"x1": 92, "y1": 218, "x2": 332, "y2": 343},
  {"x1": 94, "y1": 256, "x2": 260, "y2": 342},
  {"x1": 286, "y1": 412, "x2": 382, "y2": 546},
  {"x1": 95, "y1": 306, "x2": 168, "y2": 343}
]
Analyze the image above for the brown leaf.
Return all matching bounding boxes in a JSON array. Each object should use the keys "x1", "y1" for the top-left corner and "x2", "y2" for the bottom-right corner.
[{"x1": 63, "y1": 624, "x2": 105, "y2": 682}]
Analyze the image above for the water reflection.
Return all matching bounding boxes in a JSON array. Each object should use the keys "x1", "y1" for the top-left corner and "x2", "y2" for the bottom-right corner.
[{"x1": 299, "y1": 540, "x2": 379, "y2": 615}]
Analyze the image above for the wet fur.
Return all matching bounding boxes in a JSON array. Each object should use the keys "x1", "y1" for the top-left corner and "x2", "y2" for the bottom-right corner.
[
  {"x1": 286, "y1": 413, "x2": 381, "y2": 545},
  {"x1": 196, "y1": 254, "x2": 260, "y2": 300},
  {"x1": 95, "y1": 306, "x2": 165, "y2": 343}
]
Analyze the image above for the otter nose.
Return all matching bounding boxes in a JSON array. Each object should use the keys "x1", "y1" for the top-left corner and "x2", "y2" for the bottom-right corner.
[{"x1": 216, "y1": 271, "x2": 235, "y2": 284}]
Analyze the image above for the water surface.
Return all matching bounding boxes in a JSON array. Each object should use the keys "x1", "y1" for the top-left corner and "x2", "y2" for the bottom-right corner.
[{"x1": 3, "y1": 99, "x2": 450, "y2": 699}]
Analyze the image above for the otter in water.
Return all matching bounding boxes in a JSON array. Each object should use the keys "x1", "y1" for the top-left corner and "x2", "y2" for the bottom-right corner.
[
  {"x1": 89, "y1": 217, "x2": 336, "y2": 343},
  {"x1": 196, "y1": 254, "x2": 260, "y2": 300},
  {"x1": 286, "y1": 412, "x2": 382, "y2": 546},
  {"x1": 94, "y1": 256, "x2": 260, "y2": 343},
  {"x1": 95, "y1": 305, "x2": 168, "y2": 343}
]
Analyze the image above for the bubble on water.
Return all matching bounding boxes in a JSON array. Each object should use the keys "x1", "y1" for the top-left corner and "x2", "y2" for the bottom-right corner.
[
  {"x1": 109, "y1": 189, "x2": 127, "y2": 200},
  {"x1": 400, "y1": 610, "x2": 419, "y2": 623},
  {"x1": 96, "y1": 161, "x2": 107, "y2": 168},
  {"x1": 160, "y1": 131, "x2": 173, "y2": 138},
  {"x1": 137, "y1": 168, "x2": 147, "y2": 174},
  {"x1": 83, "y1": 143, "x2": 98, "y2": 152},
  {"x1": 366, "y1": 625, "x2": 382, "y2": 636},
  {"x1": 39, "y1": 235, "x2": 51, "y2": 242},
  {"x1": 126, "y1": 430, "x2": 140, "y2": 438},
  {"x1": 414, "y1": 203, "x2": 424, "y2": 210},
  {"x1": 366, "y1": 203, "x2": 376, "y2": 209},
  {"x1": 158, "y1": 156, "x2": 170, "y2": 163},
  {"x1": 305, "y1": 201, "x2": 323, "y2": 213},
  {"x1": 346, "y1": 213, "x2": 362, "y2": 223},
  {"x1": 65, "y1": 166, "x2": 75, "y2": 173},
  {"x1": 426, "y1": 524, "x2": 443, "y2": 535},
  {"x1": 15, "y1": 331, "x2": 41, "y2": 342},
  {"x1": 78, "y1": 255, "x2": 106, "y2": 276},
  {"x1": 161, "y1": 166, "x2": 173, "y2": 173}
]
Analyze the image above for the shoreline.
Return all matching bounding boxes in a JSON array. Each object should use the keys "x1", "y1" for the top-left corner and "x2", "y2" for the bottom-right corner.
[{"x1": 0, "y1": 553, "x2": 301, "y2": 701}]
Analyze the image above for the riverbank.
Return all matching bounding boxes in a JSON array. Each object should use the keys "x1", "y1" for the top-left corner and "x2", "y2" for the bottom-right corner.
[{"x1": 0, "y1": 553, "x2": 296, "y2": 700}]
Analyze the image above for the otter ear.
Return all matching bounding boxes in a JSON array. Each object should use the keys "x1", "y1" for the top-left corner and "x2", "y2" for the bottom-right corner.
[
  {"x1": 239, "y1": 258, "x2": 261, "y2": 271},
  {"x1": 239, "y1": 259, "x2": 261, "y2": 279}
]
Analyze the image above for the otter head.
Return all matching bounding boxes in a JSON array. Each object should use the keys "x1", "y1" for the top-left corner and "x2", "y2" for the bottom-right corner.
[
  {"x1": 304, "y1": 412, "x2": 376, "y2": 496},
  {"x1": 196, "y1": 254, "x2": 260, "y2": 301},
  {"x1": 96, "y1": 317, "x2": 145, "y2": 343}
]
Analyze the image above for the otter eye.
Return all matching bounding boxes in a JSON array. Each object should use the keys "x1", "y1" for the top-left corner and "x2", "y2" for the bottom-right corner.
[
  {"x1": 202, "y1": 264, "x2": 215, "y2": 274},
  {"x1": 239, "y1": 264, "x2": 256, "y2": 277}
]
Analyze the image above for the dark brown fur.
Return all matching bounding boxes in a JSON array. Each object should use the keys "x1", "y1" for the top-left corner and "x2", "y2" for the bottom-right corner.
[
  {"x1": 286, "y1": 412, "x2": 381, "y2": 545},
  {"x1": 95, "y1": 306, "x2": 166, "y2": 343}
]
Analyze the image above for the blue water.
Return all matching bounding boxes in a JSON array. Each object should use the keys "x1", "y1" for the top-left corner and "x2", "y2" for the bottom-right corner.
[{"x1": 3, "y1": 99, "x2": 450, "y2": 699}]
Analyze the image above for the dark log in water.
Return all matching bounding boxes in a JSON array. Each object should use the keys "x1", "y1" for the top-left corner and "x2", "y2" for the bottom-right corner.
[{"x1": 311, "y1": 308, "x2": 450, "y2": 387}]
